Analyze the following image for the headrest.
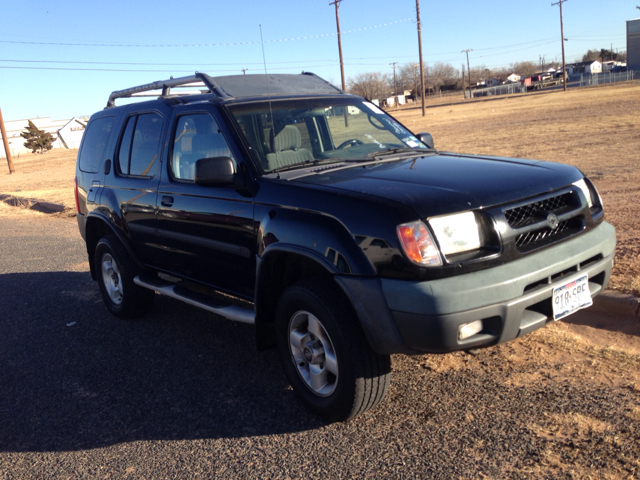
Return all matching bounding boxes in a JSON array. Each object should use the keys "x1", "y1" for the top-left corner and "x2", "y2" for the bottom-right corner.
[{"x1": 272, "y1": 125, "x2": 301, "y2": 152}]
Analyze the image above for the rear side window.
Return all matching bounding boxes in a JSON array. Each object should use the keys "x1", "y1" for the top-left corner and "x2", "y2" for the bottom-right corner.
[
  {"x1": 78, "y1": 117, "x2": 115, "y2": 173},
  {"x1": 116, "y1": 113, "x2": 163, "y2": 177}
]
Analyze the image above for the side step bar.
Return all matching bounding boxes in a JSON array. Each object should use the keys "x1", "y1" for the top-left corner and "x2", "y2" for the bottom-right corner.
[{"x1": 134, "y1": 275, "x2": 255, "y2": 325}]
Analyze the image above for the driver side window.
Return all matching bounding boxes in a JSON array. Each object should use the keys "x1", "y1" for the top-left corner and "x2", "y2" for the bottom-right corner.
[{"x1": 171, "y1": 114, "x2": 235, "y2": 182}]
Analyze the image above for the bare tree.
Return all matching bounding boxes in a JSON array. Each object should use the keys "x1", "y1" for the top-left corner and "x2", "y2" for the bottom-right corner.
[
  {"x1": 510, "y1": 61, "x2": 538, "y2": 78},
  {"x1": 468, "y1": 64, "x2": 489, "y2": 85},
  {"x1": 399, "y1": 63, "x2": 422, "y2": 98},
  {"x1": 430, "y1": 62, "x2": 459, "y2": 91},
  {"x1": 347, "y1": 72, "x2": 390, "y2": 100}
]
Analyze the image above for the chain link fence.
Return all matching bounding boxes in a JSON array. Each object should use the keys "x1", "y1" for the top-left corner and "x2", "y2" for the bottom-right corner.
[
  {"x1": 465, "y1": 83, "x2": 527, "y2": 99},
  {"x1": 569, "y1": 70, "x2": 638, "y2": 86},
  {"x1": 464, "y1": 71, "x2": 638, "y2": 99}
]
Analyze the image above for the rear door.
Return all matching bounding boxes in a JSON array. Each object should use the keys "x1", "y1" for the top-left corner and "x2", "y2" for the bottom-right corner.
[
  {"x1": 156, "y1": 105, "x2": 256, "y2": 299},
  {"x1": 106, "y1": 102, "x2": 169, "y2": 264}
]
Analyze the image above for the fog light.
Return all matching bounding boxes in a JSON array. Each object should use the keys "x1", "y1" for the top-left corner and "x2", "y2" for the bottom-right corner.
[{"x1": 458, "y1": 320, "x2": 483, "y2": 340}]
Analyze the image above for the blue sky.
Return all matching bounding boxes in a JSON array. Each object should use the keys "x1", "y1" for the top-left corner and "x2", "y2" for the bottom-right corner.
[{"x1": 0, "y1": 0, "x2": 634, "y2": 120}]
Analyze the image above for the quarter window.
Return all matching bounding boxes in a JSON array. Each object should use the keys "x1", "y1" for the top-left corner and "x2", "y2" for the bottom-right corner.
[
  {"x1": 78, "y1": 117, "x2": 115, "y2": 173},
  {"x1": 171, "y1": 114, "x2": 234, "y2": 181}
]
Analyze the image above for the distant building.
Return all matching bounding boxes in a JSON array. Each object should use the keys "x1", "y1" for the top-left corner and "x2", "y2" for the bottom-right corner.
[
  {"x1": 476, "y1": 78, "x2": 501, "y2": 87},
  {"x1": 628, "y1": 18, "x2": 640, "y2": 70},
  {"x1": 0, "y1": 116, "x2": 88, "y2": 158},
  {"x1": 602, "y1": 60, "x2": 624, "y2": 72},
  {"x1": 566, "y1": 61, "x2": 602, "y2": 74},
  {"x1": 506, "y1": 73, "x2": 522, "y2": 83}
]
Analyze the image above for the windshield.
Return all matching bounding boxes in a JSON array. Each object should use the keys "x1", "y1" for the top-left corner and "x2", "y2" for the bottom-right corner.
[{"x1": 228, "y1": 98, "x2": 428, "y2": 173}]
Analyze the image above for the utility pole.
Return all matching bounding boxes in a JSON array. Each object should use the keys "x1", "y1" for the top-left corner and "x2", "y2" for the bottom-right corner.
[
  {"x1": 329, "y1": 0, "x2": 346, "y2": 91},
  {"x1": 0, "y1": 108, "x2": 16, "y2": 174},
  {"x1": 390, "y1": 62, "x2": 398, "y2": 108},
  {"x1": 461, "y1": 64, "x2": 466, "y2": 98},
  {"x1": 462, "y1": 49, "x2": 472, "y2": 98},
  {"x1": 552, "y1": 0, "x2": 568, "y2": 91},
  {"x1": 241, "y1": 68, "x2": 249, "y2": 75},
  {"x1": 416, "y1": 0, "x2": 426, "y2": 116}
]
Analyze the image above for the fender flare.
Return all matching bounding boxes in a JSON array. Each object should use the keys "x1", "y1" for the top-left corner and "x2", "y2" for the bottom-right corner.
[{"x1": 85, "y1": 211, "x2": 145, "y2": 279}]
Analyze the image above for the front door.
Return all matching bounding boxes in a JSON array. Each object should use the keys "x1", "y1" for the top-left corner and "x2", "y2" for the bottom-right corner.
[{"x1": 155, "y1": 105, "x2": 256, "y2": 299}]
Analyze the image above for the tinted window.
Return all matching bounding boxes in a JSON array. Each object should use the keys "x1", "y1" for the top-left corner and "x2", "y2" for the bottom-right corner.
[
  {"x1": 116, "y1": 113, "x2": 162, "y2": 177},
  {"x1": 117, "y1": 117, "x2": 135, "y2": 175},
  {"x1": 171, "y1": 114, "x2": 234, "y2": 181},
  {"x1": 78, "y1": 117, "x2": 114, "y2": 173}
]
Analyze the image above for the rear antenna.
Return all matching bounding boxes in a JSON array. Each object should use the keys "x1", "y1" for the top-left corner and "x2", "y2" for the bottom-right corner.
[{"x1": 260, "y1": 24, "x2": 279, "y2": 178}]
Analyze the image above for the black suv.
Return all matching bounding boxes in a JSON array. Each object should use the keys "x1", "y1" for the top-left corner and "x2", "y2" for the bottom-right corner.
[{"x1": 76, "y1": 72, "x2": 615, "y2": 421}]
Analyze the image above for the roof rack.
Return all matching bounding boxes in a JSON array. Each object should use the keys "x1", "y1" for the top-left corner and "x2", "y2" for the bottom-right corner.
[
  {"x1": 106, "y1": 72, "x2": 230, "y2": 108},
  {"x1": 106, "y1": 71, "x2": 347, "y2": 109}
]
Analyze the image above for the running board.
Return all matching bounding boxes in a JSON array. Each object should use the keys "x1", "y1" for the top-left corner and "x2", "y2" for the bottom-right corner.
[{"x1": 134, "y1": 276, "x2": 255, "y2": 325}]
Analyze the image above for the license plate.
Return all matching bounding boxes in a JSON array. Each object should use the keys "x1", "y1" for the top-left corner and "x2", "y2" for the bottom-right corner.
[{"x1": 552, "y1": 274, "x2": 592, "y2": 321}]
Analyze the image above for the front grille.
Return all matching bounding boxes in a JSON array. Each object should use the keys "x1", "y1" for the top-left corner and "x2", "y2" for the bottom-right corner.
[
  {"x1": 515, "y1": 217, "x2": 584, "y2": 252},
  {"x1": 504, "y1": 192, "x2": 574, "y2": 229},
  {"x1": 516, "y1": 220, "x2": 569, "y2": 247}
]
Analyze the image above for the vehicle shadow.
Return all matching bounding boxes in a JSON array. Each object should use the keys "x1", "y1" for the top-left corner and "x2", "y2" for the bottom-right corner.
[
  {"x1": 0, "y1": 271, "x2": 323, "y2": 453},
  {"x1": 561, "y1": 306, "x2": 640, "y2": 338}
]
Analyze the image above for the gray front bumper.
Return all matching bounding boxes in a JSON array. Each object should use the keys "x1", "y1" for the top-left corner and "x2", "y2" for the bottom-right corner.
[{"x1": 380, "y1": 221, "x2": 616, "y2": 353}]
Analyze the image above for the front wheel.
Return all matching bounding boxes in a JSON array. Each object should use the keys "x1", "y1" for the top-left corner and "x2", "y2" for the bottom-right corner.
[{"x1": 275, "y1": 278, "x2": 391, "y2": 422}]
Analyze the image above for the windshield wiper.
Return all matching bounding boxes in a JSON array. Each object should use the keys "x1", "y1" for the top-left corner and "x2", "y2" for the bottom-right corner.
[
  {"x1": 366, "y1": 147, "x2": 432, "y2": 158},
  {"x1": 271, "y1": 158, "x2": 344, "y2": 174}
]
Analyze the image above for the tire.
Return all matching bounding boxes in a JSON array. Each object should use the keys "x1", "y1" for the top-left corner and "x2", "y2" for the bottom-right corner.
[
  {"x1": 95, "y1": 235, "x2": 154, "y2": 319},
  {"x1": 275, "y1": 278, "x2": 391, "y2": 422}
]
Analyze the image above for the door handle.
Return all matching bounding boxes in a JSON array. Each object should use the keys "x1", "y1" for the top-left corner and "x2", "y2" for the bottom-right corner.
[{"x1": 161, "y1": 196, "x2": 174, "y2": 207}]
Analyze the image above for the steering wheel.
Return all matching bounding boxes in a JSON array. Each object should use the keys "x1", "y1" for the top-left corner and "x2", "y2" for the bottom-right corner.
[{"x1": 337, "y1": 138, "x2": 365, "y2": 149}]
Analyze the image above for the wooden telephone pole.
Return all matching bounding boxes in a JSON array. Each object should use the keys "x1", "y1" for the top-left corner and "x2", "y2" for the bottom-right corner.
[
  {"x1": 0, "y1": 108, "x2": 16, "y2": 174},
  {"x1": 462, "y1": 49, "x2": 473, "y2": 98},
  {"x1": 390, "y1": 62, "x2": 398, "y2": 107},
  {"x1": 552, "y1": 0, "x2": 568, "y2": 91},
  {"x1": 416, "y1": 0, "x2": 426, "y2": 116},
  {"x1": 329, "y1": 0, "x2": 346, "y2": 91}
]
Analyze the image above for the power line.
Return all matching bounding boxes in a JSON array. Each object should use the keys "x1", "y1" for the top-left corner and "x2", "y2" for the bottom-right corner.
[
  {"x1": 0, "y1": 35, "x2": 612, "y2": 70},
  {"x1": 0, "y1": 64, "x2": 340, "y2": 73},
  {"x1": 0, "y1": 58, "x2": 337, "y2": 66},
  {"x1": 0, "y1": 18, "x2": 413, "y2": 48}
]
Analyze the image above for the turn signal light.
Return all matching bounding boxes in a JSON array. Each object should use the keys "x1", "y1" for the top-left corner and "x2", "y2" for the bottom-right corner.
[{"x1": 397, "y1": 221, "x2": 442, "y2": 266}]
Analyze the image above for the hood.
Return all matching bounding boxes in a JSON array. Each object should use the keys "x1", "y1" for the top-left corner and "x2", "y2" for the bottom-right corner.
[{"x1": 294, "y1": 153, "x2": 583, "y2": 218}]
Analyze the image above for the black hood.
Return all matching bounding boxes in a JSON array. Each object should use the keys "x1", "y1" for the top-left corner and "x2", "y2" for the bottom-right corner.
[{"x1": 294, "y1": 153, "x2": 584, "y2": 218}]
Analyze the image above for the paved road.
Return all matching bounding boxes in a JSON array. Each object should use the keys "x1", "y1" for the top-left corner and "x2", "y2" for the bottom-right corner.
[{"x1": 0, "y1": 215, "x2": 638, "y2": 478}]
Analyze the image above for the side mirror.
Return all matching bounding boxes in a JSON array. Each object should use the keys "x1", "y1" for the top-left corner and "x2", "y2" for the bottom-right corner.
[
  {"x1": 195, "y1": 157, "x2": 237, "y2": 187},
  {"x1": 416, "y1": 132, "x2": 434, "y2": 149}
]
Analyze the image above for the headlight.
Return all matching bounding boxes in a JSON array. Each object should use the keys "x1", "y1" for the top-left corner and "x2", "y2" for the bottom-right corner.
[
  {"x1": 397, "y1": 221, "x2": 442, "y2": 266},
  {"x1": 428, "y1": 211, "x2": 481, "y2": 256},
  {"x1": 573, "y1": 179, "x2": 594, "y2": 208}
]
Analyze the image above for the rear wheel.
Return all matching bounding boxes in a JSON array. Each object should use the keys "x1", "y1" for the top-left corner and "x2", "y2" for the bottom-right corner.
[
  {"x1": 276, "y1": 278, "x2": 391, "y2": 422},
  {"x1": 95, "y1": 235, "x2": 154, "y2": 319}
]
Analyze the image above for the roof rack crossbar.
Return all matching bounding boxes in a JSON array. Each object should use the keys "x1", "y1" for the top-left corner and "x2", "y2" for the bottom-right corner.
[
  {"x1": 195, "y1": 72, "x2": 233, "y2": 99},
  {"x1": 105, "y1": 73, "x2": 232, "y2": 108}
]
